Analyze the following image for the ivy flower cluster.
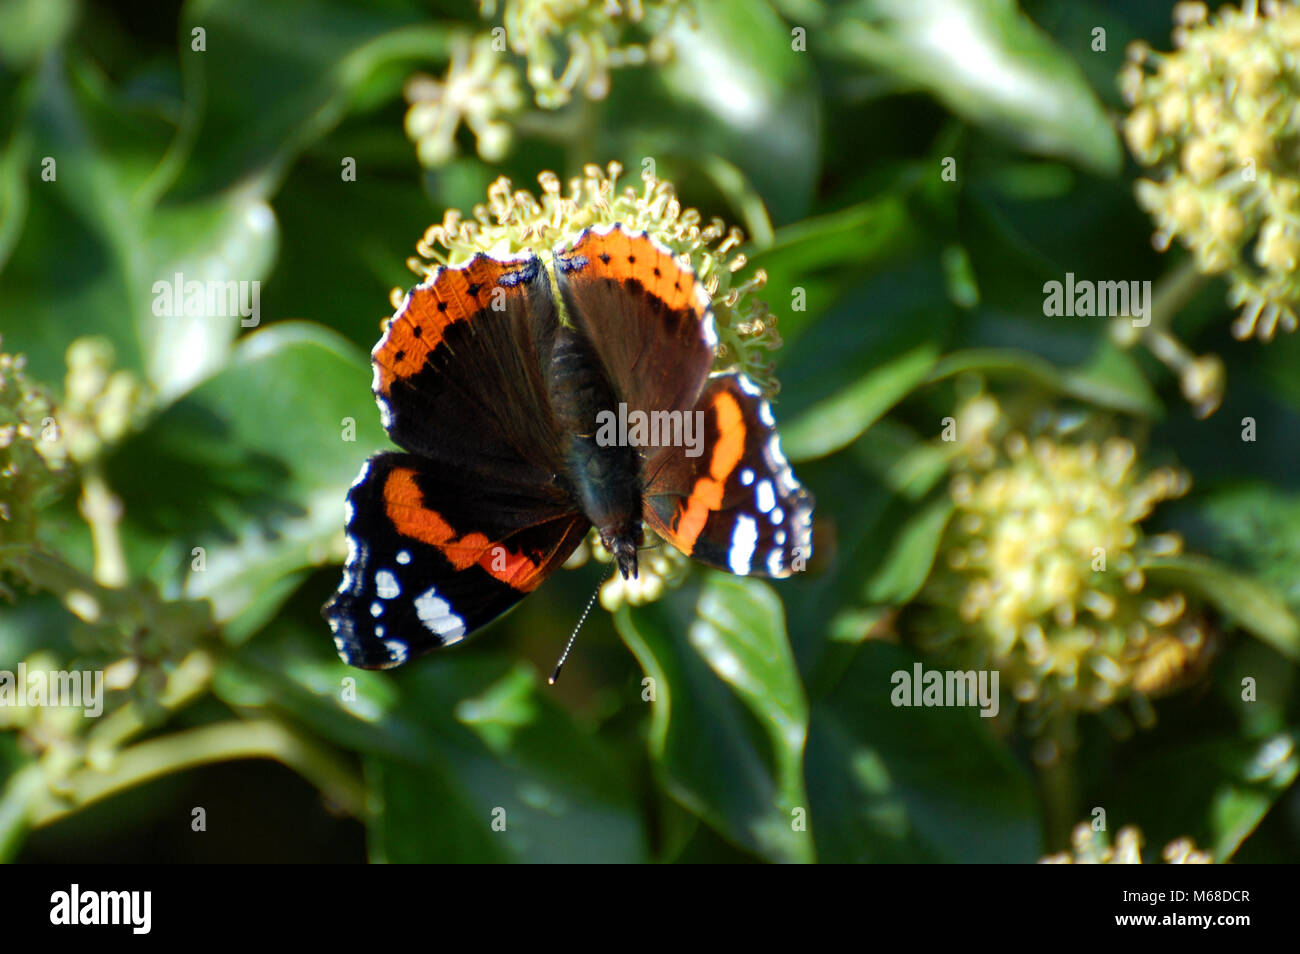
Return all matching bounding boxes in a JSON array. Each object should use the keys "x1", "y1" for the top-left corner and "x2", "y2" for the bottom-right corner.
[
  {"x1": 1122, "y1": 0, "x2": 1300, "y2": 340},
  {"x1": 915, "y1": 395, "x2": 1211, "y2": 732}
]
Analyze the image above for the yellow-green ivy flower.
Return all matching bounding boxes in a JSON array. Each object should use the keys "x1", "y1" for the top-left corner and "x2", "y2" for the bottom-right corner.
[
  {"x1": 0, "y1": 341, "x2": 66, "y2": 554},
  {"x1": 402, "y1": 160, "x2": 782, "y2": 608},
  {"x1": 1122, "y1": 0, "x2": 1300, "y2": 339},
  {"x1": 1040, "y1": 822, "x2": 1213, "y2": 863},
  {"x1": 563, "y1": 526, "x2": 692, "y2": 609},
  {"x1": 916, "y1": 394, "x2": 1210, "y2": 731},
  {"x1": 59, "y1": 337, "x2": 148, "y2": 465},
  {"x1": 482, "y1": 0, "x2": 687, "y2": 107},
  {"x1": 404, "y1": 32, "x2": 525, "y2": 166}
]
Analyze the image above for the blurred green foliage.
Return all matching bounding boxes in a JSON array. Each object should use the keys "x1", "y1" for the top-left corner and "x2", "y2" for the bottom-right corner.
[{"x1": 0, "y1": 0, "x2": 1298, "y2": 863}]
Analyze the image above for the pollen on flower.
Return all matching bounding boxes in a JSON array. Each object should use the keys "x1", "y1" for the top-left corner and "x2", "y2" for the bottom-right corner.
[
  {"x1": 1039, "y1": 822, "x2": 1213, "y2": 863},
  {"x1": 914, "y1": 394, "x2": 1211, "y2": 732},
  {"x1": 481, "y1": 0, "x2": 689, "y2": 108},
  {"x1": 411, "y1": 160, "x2": 784, "y2": 394},
  {"x1": 1123, "y1": 0, "x2": 1300, "y2": 340},
  {"x1": 582, "y1": 527, "x2": 690, "y2": 610}
]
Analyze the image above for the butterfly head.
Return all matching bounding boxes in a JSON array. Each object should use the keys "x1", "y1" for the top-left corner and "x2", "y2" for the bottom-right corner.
[{"x1": 600, "y1": 524, "x2": 640, "y2": 580}]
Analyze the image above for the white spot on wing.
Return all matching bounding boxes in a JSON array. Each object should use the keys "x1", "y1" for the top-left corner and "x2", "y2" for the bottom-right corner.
[
  {"x1": 767, "y1": 433, "x2": 789, "y2": 468},
  {"x1": 701, "y1": 311, "x2": 718, "y2": 348},
  {"x1": 396, "y1": 550, "x2": 411, "y2": 565},
  {"x1": 370, "y1": 601, "x2": 384, "y2": 617},
  {"x1": 756, "y1": 480, "x2": 776, "y2": 514},
  {"x1": 415, "y1": 586, "x2": 467, "y2": 642},
  {"x1": 729, "y1": 515, "x2": 759, "y2": 575},
  {"x1": 767, "y1": 549, "x2": 785, "y2": 576},
  {"x1": 375, "y1": 570, "x2": 401, "y2": 599},
  {"x1": 740, "y1": 468, "x2": 755, "y2": 486}
]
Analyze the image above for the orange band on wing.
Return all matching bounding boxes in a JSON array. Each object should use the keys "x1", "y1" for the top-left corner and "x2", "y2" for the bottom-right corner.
[
  {"x1": 672, "y1": 391, "x2": 746, "y2": 549},
  {"x1": 383, "y1": 467, "x2": 546, "y2": 590},
  {"x1": 564, "y1": 229, "x2": 706, "y2": 319},
  {"x1": 374, "y1": 256, "x2": 528, "y2": 395}
]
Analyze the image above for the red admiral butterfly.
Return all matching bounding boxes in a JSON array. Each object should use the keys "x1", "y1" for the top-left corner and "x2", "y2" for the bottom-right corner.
[{"x1": 325, "y1": 223, "x2": 813, "y2": 669}]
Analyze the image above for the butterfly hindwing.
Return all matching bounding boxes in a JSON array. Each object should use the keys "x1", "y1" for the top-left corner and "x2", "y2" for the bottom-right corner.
[
  {"x1": 324, "y1": 452, "x2": 589, "y2": 669},
  {"x1": 643, "y1": 373, "x2": 813, "y2": 578}
]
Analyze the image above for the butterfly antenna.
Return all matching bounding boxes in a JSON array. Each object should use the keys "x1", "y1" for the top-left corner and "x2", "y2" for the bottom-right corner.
[{"x1": 549, "y1": 561, "x2": 615, "y2": 686}]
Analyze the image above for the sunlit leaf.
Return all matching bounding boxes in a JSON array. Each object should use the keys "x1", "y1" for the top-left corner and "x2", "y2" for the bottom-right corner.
[
  {"x1": 827, "y1": 0, "x2": 1121, "y2": 174},
  {"x1": 616, "y1": 581, "x2": 813, "y2": 863}
]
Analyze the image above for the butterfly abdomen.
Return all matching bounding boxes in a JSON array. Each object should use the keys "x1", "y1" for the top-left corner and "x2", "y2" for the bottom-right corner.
[{"x1": 547, "y1": 325, "x2": 643, "y2": 578}]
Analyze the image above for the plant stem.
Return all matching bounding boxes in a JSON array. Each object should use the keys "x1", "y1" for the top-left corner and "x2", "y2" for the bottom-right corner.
[
  {"x1": 28, "y1": 719, "x2": 364, "y2": 827},
  {"x1": 79, "y1": 465, "x2": 128, "y2": 588},
  {"x1": 1146, "y1": 256, "x2": 1207, "y2": 337},
  {"x1": 1037, "y1": 717, "x2": 1079, "y2": 853}
]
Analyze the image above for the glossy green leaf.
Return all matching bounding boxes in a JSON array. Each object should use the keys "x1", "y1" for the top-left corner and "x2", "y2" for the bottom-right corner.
[
  {"x1": 0, "y1": 56, "x2": 276, "y2": 397},
  {"x1": 218, "y1": 628, "x2": 647, "y2": 863},
  {"x1": 1178, "y1": 484, "x2": 1300, "y2": 615},
  {"x1": 653, "y1": 0, "x2": 820, "y2": 224},
  {"x1": 863, "y1": 496, "x2": 954, "y2": 604},
  {"x1": 108, "y1": 321, "x2": 385, "y2": 635},
  {"x1": 782, "y1": 342, "x2": 939, "y2": 461},
  {"x1": 827, "y1": 0, "x2": 1121, "y2": 175},
  {"x1": 805, "y1": 643, "x2": 1041, "y2": 862},
  {"x1": 926, "y1": 346, "x2": 1163, "y2": 417},
  {"x1": 616, "y1": 579, "x2": 813, "y2": 863},
  {"x1": 748, "y1": 196, "x2": 916, "y2": 347},
  {"x1": 172, "y1": 0, "x2": 445, "y2": 199},
  {"x1": 1106, "y1": 730, "x2": 1299, "y2": 862},
  {"x1": 849, "y1": 417, "x2": 953, "y2": 500}
]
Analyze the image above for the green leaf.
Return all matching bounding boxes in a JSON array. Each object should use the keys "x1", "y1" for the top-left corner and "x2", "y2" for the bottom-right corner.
[
  {"x1": 805, "y1": 643, "x2": 1041, "y2": 862},
  {"x1": 651, "y1": 0, "x2": 820, "y2": 224},
  {"x1": 366, "y1": 662, "x2": 645, "y2": 863},
  {"x1": 172, "y1": 0, "x2": 446, "y2": 199},
  {"x1": 692, "y1": 576, "x2": 810, "y2": 812},
  {"x1": 777, "y1": 251, "x2": 957, "y2": 461},
  {"x1": 0, "y1": 56, "x2": 276, "y2": 397},
  {"x1": 0, "y1": 0, "x2": 76, "y2": 71},
  {"x1": 849, "y1": 417, "x2": 953, "y2": 500},
  {"x1": 782, "y1": 342, "x2": 939, "y2": 462},
  {"x1": 1144, "y1": 556, "x2": 1300, "y2": 661},
  {"x1": 926, "y1": 346, "x2": 1163, "y2": 417},
  {"x1": 1176, "y1": 484, "x2": 1300, "y2": 616},
  {"x1": 828, "y1": 0, "x2": 1121, "y2": 175},
  {"x1": 748, "y1": 196, "x2": 916, "y2": 347},
  {"x1": 219, "y1": 629, "x2": 648, "y2": 863},
  {"x1": 616, "y1": 578, "x2": 813, "y2": 863},
  {"x1": 863, "y1": 496, "x2": 954, "y2": 604},
  {"x1": 108, "y1": 321, "x2": 385, "y2": 634},
  {"x1": 1106, "y1": 730, "x2": 1299, "y2": 862}
]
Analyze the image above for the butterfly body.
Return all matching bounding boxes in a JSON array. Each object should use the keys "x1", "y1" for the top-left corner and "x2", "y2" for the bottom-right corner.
[
  {"x1": 325, "y1": 224, "x2": 813, "y2": 669},
  {"x1": 547, "y1": 321, "x2": 644, "y2": 580}
]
